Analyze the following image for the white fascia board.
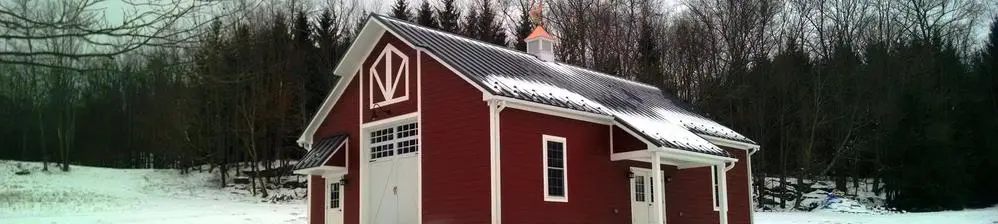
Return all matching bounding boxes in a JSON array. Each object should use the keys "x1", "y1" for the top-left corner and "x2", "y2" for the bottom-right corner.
[
  {"x1": 293, "y1": 166, "x2": 348, "y2": 176},
  {"x1": 297, "y1": 18, "x2": 387, "y2": 147},
  {"x1": 698, "y1": 134, "x2": 760, "y2": 151},
  {"x1": 657, "y1": 146, "x2": 738, "y2": 164},
  {"x1": 610, "y1": 150, "x2": 649, "y2": 161},
  {"x1": 484, "y1": 95, "x2": 614, "y2": 125}
]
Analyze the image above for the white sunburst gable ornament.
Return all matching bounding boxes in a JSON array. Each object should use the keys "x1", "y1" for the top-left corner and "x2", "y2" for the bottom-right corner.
[{"x1": 369, "y1": 44, "x2": 410, "y2": 108}]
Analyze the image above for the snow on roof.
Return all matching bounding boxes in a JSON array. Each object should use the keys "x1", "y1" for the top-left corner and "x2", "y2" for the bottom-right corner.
[{"x1": 373, "y1": 14, "x2": 755, "y2": 157}]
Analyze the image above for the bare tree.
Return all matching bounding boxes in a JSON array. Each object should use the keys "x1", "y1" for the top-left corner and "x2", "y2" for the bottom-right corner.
[{"x1": 0, "y1": 0, "x2": 217, "y2": 72}]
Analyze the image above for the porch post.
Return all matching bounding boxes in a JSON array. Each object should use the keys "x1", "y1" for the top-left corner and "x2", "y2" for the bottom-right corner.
[
  {"x1": 652, "y1": 151, "x2": 665, "y2": 224},
  {"x1": 718, "y1": 164, "x2": 729, "y2": 224}
]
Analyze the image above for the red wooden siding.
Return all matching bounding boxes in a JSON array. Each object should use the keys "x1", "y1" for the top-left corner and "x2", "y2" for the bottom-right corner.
[
  {"x1": 666, "y1": 166, "x2": 717, "y2": 223},
  {"x1": 612, "y1": 126, "x2": 647, "y2": 153},
  {"x1": 724, "y1": 148, "x2": 751, "y2": 224},
  {"x1": 325, "y1": 143, "x2": 346, "y2": 167},
  {"x1": 309, "y1": 175, "x2": 326, "y2": 224},
  {"x1": 420, "y1": 48, "x2": 492, "y2": 223},
  {"x1": 361, "y1": 34, "x2": 418, "y2": 122},
  {"x1": 499, "y1": 108, "x2": 631, "y2": 224},
  {"x1": 312, "y1": 74, "x2": 361, "y2": 224},
  {"x1": 664, "y1": 148, "x2": 753, "y2": 224}
]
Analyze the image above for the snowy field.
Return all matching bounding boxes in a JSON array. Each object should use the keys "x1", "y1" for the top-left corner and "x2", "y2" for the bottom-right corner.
[
  {"x1": 756, "y1": 208, "x2": 998, "y2": 224},
  {"x1": 0, "y1": 160, "x2": 306, "y2": 224},
  {"x1": 2, "y1": 160, "x2": 995, "y2": 224}
]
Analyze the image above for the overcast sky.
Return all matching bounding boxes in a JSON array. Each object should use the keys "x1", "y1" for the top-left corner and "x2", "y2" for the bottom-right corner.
[{"x1": 87, "y1": 0, "x2": 998, "y2": 50}]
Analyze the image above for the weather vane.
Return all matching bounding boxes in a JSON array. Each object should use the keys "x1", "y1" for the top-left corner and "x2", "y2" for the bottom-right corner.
[{"x1": 529, "y1": 0, "x2": 544, "y2": 26}]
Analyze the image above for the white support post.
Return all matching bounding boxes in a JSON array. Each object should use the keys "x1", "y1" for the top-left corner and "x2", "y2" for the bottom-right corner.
[
  {"x1": 488, "y1": 100, "x2": 505, "y2": 224},
  {"x1": 488, "y1": 100, "x2": 498, "y2": 224},
  {"x1": 718, "y1": 164, "x2": 730, "y2": 224},
  {"x1": 652, "y1": 152, "x2": 665, "y2": 224}
]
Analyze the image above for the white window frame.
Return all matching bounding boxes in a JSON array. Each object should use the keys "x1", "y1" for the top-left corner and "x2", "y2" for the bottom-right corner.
[
  {"x1": 367, "y1": 120, "x2": 419, "y2": 162},
  {"x1": 328, "y1": 181, "x2": 342, "y2": 209},
  {"x1": 711, "y1": 165, "x2": 721, "y2": 211},
  {"x1": 542, "y1": 135, "x2": 568, "y2": 202}
]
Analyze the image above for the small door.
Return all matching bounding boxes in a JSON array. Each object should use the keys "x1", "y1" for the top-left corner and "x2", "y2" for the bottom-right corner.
[
  {"x1": 327, "y1": 180, "x2": 344, "y2": 224},
  {"x1": 630, "y1": 169, "x2": 666, "y2": 224},
  {"x1": 631, "y1": 169, "x2": 652, "y2": 224}
]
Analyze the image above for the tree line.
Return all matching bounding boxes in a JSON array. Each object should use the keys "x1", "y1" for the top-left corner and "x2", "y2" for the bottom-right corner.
[{"x1": 1, "y1": 0, "x2": 996, "y2": 210}]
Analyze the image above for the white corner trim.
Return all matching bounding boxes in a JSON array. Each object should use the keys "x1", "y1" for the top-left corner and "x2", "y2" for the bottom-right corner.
[
  {"x1": 357, "y1": 55, "x2": 365, "y2": 224},
  {"x1": 416, "y1": 48, "x2": 424, "y2": 224},
  {"x1": 542, "y1": 134, "x2": 568, "y2": 203}
]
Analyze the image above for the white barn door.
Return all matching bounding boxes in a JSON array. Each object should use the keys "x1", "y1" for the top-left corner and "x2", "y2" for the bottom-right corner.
[{"x1": 367, "y1": 121, "x2": 419, "y2": 224}]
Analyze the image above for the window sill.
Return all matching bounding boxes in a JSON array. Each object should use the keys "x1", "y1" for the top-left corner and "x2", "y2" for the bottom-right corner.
[{"x1": 544, "y1": 196, "x2": 568, "y2": 203}]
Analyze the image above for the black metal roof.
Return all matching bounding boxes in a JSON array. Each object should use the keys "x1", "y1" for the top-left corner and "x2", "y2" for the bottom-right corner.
[
  {"x1": 293, "y1": 134, "x2": 348, "y2": 171},
  {"x1": 372, "y1": 15, "x2": 754, "y2": 157}
]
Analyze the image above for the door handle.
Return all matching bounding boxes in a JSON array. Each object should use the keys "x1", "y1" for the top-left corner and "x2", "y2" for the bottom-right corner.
[{"x1": 393, "y1": 186, "x2": 398, "y2": 195}]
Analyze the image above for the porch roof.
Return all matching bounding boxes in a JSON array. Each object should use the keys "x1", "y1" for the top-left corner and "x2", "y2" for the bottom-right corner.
[{"x1": 293, "y1": 134, "x2": 348, "y2": 172}]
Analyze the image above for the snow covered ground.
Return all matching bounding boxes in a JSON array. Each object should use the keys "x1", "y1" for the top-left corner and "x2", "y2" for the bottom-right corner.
[
  {"x1": 0, "y1": 160, "x2": 306, "y2": 224},
  {"x1": 3, "y1": 160, "x2": 994, "y2": 224},
  {"x1": 756, "y1": 207, "x2": 998, "y2": 224},
  {"x1": 755, "y1": 176, "x2": 998, "y2": 224}
]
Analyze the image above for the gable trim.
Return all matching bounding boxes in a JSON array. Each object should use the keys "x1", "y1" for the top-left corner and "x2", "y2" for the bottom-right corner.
[
  {"x1": 299, "y1": 16, "x2": 492, "y2": 147},
  {"x1": 297, "y1": 17, "x2": 387, "y2": 147}
]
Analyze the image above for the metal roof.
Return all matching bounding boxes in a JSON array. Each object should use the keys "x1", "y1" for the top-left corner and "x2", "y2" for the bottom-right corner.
[
  {"x1": 293, "y1": 134, "x2": 348, "y2": 171},
  {"x1": 372, "y1": 15, "x2": 754, "y2": 157}
]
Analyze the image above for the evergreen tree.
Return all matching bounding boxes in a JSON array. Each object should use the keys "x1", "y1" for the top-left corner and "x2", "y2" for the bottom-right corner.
[
  {"x1": 636, "y1": 15, "x2": 663, "y2": 92},
  {"x1": 436, "y1": 0, "x2": 460, "y2": 33},
  {"x1": 982, "y1": 17, "x2": 998, "y2": 113},
  {"x1": 968, "y1": 16, "x2": 998, "y2": 208},
  {"x1": 417, "y1": 1, "x2": 439, "y2": 29},
  {"x1": 391, "y1": 0, "x2": 412, "y2": 21},
  {"x1": 314, "y1": 9, "x2": 341, "y2": 113},
  {"x1": 461, "y1": 6, "x2": 479, "y2": 37},
  {"x1": 513, "y1": 3, "x2": 534, "y2": 51},
  {"x1": 473, "y1": 0, "x2": 507, "y2": 46}
]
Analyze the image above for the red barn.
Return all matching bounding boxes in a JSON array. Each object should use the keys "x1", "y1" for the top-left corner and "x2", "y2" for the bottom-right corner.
[{"x1": 292, "y1": 14, "x2": 760, "y2": 224}]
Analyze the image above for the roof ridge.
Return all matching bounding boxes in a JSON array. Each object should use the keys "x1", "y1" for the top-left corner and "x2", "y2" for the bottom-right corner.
[
  {"x1": 374, "y1": 14, "x2": 532, "y2": 59},
  {"x1": 374, "y1": 14, "x2": 664, "y2": 92}
]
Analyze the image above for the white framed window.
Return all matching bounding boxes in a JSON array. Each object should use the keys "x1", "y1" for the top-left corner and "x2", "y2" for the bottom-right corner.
[
  {"x1": 711, "y1": 165, "x2": 721, "y2": 211},
  {"x1": 542, "y1": 135, "x2": 567, "y2": 202},
  {"x1": 634, "y1": 176, "x2": 646, "y2": 202},
  {"x1": 330, "y1": 182, "x2": 341, "y2": 209},
  {"x1": 368, "y1": 121, "x2": 419, "y2": 162}
]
